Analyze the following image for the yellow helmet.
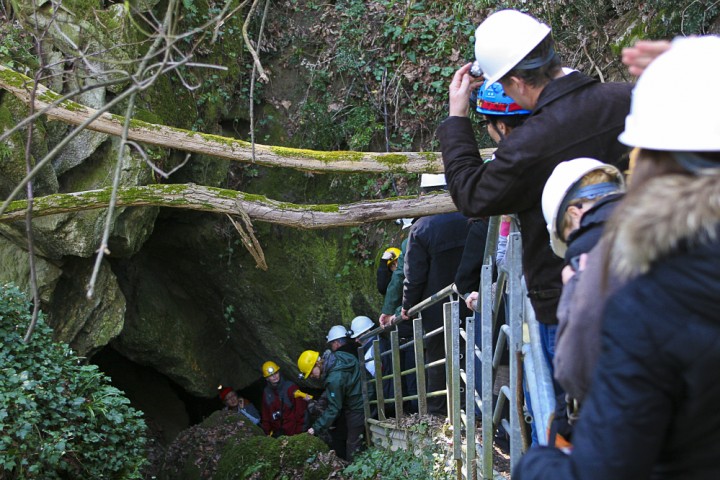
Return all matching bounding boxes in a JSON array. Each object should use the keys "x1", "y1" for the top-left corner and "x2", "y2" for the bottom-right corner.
[
  {"x1": 382, "y1": 247, "x2": 401, "y2": 266},
  {"x1": 262, "y1": 360, "x2": 280, "y2": 378},
  {"x1": 297, "y1": 350, "x2": 319, "y2": 379}
]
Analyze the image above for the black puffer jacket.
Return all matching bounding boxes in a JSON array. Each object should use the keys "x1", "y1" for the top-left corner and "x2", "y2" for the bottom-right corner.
[
  {"x1": 402, "y1": 211, "x2": 470, "y2": 328},
  {"x1": 438, "y1": 72, "x2": 632, "y2": 324},
  {"x1": 515, "y1": 175, "x2": 720, "y2": 479},
  {"x1": 454, "y1": 218, "x2": 489, "y2": 297}
]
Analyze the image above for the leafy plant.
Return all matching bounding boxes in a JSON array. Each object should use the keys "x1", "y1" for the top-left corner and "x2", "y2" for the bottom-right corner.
[
  {"x1": 0, "y1": 284, "x2": 148, "y2": 479},
  {"x1": 343, "y1": 445, "x2": 435, "y2": 479}
]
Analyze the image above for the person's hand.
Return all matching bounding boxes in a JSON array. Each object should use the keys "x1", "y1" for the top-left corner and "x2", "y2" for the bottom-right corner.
[
  {"x1": 465, "y1": 291, "x2": 479, "y2": 311},
  {"x1": 561, "y1": 265, "x2": 576, "y2": 285},
  {"x1": 562, "y1": 254, "x2": 588, "y2": 284},
  {"x1": 622, "y1": 40, "x2": 671, "y2": 76},
  {"x1": 307, "y1": 427, "x2": 315, "y2": 436},
  {"x1": 401, "y1": 308, "x2": 410, "y2": 321},
  {"x1": 379, "y1": 313, "x2": 394, "y2": 328},
  {"x1": 448, "y1": 63, "x2": 484, "y2": 117}
]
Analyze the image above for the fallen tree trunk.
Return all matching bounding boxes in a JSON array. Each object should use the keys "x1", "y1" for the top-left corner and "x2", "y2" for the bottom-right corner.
[
  {"x1": 0, "y1": 184, "x2": 457, "y2": 229},
  {"x1": 0, "y1": 65, "x2": 495, "y2": 174}
]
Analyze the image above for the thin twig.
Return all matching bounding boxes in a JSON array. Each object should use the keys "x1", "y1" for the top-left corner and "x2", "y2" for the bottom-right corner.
[
  {"x1": 249, "y1": 0, "x2": 271, "y2": 162},
  {"x1": 242, "y1": 0, "x2": 268, "y2": 82},
  {"x1": 87, "y1": 0, "x2": 180, "y2": 298}
]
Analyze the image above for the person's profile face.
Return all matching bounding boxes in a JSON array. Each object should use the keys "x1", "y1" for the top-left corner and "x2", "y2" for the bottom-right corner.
[{"x1": 310, "y1": 365, "x2": 321, "y2": 379}]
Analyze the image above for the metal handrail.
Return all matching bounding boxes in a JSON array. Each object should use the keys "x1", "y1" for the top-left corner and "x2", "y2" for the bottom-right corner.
[{"x1": 359, "y1": 215, "x2": 556, "y2": 480}]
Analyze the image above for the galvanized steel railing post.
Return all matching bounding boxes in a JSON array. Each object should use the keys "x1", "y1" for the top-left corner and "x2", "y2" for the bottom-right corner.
[
  {"x1": 506, "y1": 232, "x2": 525, "y2": 471},
  {"x1": 372, "y1": 339, "x2": 386, "y2": 422},
  {"x1": 523, "y1": 295, "x2": 556, "y2": 446},
  {"x1": 359, "y1": 344, "x2": 372, "y2": 446},
  {"x1": 390, "y1": 329, "x2": 404, "y2": 424},
  {"x1": 414, "y1": 316, "x2": 428, "y2": 416},
  {"x1": 444, "y1": 303, "x2": 455, "y2": 420},
  {"x1": 448, "y1": 300, "x2": 462, "y2": 475},
  {"x1": 465, "y1": 311, "x2": 478, "y2": 480},
  {"x1": 480, "y1": 263, "x2": 494, "y2": 480}
]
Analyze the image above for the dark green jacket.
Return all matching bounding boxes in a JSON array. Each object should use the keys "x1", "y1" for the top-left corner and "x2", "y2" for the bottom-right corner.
[
  {"x1": 381, "y1": 238, "x2": 407, "y2": 315},
  {"x1": 312, "y1": 351, "x2": 364, "y2": 433}
]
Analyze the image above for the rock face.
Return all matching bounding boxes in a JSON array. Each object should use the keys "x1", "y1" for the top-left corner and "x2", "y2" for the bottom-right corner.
[{"x1": 0, "y1": 0, "x2": 389, "y2": 439}]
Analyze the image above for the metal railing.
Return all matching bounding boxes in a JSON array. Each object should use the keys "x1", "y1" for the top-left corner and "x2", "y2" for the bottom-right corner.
[{"x1": 357, "y1": 215, "x2": 556, "y2": 479}]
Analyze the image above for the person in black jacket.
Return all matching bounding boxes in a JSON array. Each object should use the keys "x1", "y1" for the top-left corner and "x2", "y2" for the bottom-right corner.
[
  {"x1": 514, "y1": 35, "x2": 720, "y2": 479},
  {"x1": 401, "y1": 174, "x2": 470, "y2": 415},
  {"x1": 455, "y1": 80, "x2": 529, "y2": 420},
  {"x1": 439, "y1": 10, "x2": 632, "y2": 369}
]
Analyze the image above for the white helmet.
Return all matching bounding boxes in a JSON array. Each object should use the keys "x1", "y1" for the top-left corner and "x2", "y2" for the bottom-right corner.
[
  {"x1": 326, "y1": 325, "x2": 348, "y2": 343},
  {"x1": 542, "y1": 158, "x2": 624, "y2": 258},
  {"x1": 474, "y1": 10, "x2": 551, "y2": 84},
  {"x1": 619, "y1": 36, "x2": 720, "y2": 151},
  {"x1": 400, "y1": 218, "x2": 413, "y2": 230},
  {"x1": 350, "y1": 316, "x2": 374, "y2": 339},
  {"x1": 420, "y1": 174, "x2": 446, "y2": 188}
]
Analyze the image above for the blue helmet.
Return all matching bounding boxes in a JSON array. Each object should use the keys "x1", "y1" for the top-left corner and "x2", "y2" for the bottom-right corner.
[{"x1": 473, "y1": 81, "x2": 531, "y2": 116}]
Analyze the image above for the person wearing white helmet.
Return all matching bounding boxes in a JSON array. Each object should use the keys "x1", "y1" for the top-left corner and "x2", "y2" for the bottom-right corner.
[
  {"x1": 326, "y1": 325, "x2": 354, "y2": 354},
  {"x1": 540, "y1": 158, "x2": 625, "y2": 409},
  {"x1": 515, "y1": 35, "x2": 720, "y2": 480},
  {"x1": 542, "y1": 158, "x2": 625, "y2": 262},
  {"x1": 438, "y1": 9, "x2": 632, "y2": 375},
  {"x1": 350, "y1": 315, "x2": 380, "y2": 377}
]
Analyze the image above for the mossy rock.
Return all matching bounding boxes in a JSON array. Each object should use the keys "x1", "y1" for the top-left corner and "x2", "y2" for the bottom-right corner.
[
  {"x1": 216, "y1": 435, "x2": 280, "y2": 480},
  {"x1": 216, "y1": 433, "x2": 332, "y2": 480}
]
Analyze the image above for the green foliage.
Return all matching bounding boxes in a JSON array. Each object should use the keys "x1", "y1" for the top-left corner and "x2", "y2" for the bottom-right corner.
[
  {"x1": 343, "y1": 445, "x2": 436, "y2": 479},
  {"x1": 0, "y1": 284, "x2": 148, "y2": 479},
  {"x1": 0, "y1": 17, "x2": 37, "y2": 72}
]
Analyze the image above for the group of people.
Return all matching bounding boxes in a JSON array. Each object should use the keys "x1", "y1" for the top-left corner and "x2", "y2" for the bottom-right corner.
[
  {"x1": 218, "y1": 360, "x2": 309, "y2": 438},
  {"x1": 295, "y1": 313, "x2": 391, "y2": 461},
  {"x1": 221, "y1": 9, "x2": 720, "y2": 478},
  {"x1": 436, "y1": 8, "x2": 720, "y2": 480}
]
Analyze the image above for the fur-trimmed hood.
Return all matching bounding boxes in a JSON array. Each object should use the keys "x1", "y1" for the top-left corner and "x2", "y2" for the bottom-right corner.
[{"x1": 606, "y1": 173, "x2": 720, "y2": 280}]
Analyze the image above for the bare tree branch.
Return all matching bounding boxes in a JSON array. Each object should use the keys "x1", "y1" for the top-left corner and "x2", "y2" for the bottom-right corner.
[
  {"x1": 0, "y1": 184, "x2": 458, "y2": 229},
  {"x1": 0, "y1": 65, "x2": 495, "y2": 174}
]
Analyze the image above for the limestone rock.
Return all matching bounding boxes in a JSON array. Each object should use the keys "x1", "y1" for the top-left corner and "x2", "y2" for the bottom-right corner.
[
  {"x1": 49, "y1": 257, "x2": 126, "y2": 356},
  {"x1": 0, "y1": 234, "x2": 62, "y2": 304}
]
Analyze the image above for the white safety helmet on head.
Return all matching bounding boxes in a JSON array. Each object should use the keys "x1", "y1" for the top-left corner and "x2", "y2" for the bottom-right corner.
[
  {"x1": 542, "y1": 158, "x2": 624, "y2": 258},
  {"x1": 326, "y1": 325, "x2": 348, "y2": 343},
  {"x1": 420, "y1": 173, "x2": 446, "y2": 189},
  {"x1": 395, "y1": 218, "x2": 414, "y2": 229},
  {"x1": 474, "y1": 10, "x2": 551, "y2": 84},
  {"x1": 619, "y1": 36, "x2": 720, "y2": 152},
  {"x1": 350, "y1": 315, "x2": 374, "y2": 339}
]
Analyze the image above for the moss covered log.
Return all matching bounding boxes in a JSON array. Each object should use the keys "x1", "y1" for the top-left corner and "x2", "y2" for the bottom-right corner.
[
  {"x1": 0, "y1": 183, "x2": 457, "y2": 229},
  {"x1": 0, "y1": 65, "x2": 496, "y2": 174}
]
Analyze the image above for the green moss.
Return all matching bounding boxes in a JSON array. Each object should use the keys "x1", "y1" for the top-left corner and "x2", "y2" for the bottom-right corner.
[
  {"x1": 270, "y1": 146, "x2": 363, "y2": 163},
  {"x1": 197, "y1": 132, "x2": 252, "y2": 149},
  {"x1": 376, "y1": 153, "x2": 408, "y2": 166},
  {"x1": 216, "y1": 434, "x2": 330, "y2": 480},
  {"x1": 132, "y1": 108, "x2": 164, "y2": 125},
  {"x1": 216, "y1": 435, "x2": 280, "y2": 480},
  {"x1": 36, "y1": 90, "x2": 86, "y2": 112},
  {"x1": 0, "y1": 68, "x2": 31, "y2": 89}
]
